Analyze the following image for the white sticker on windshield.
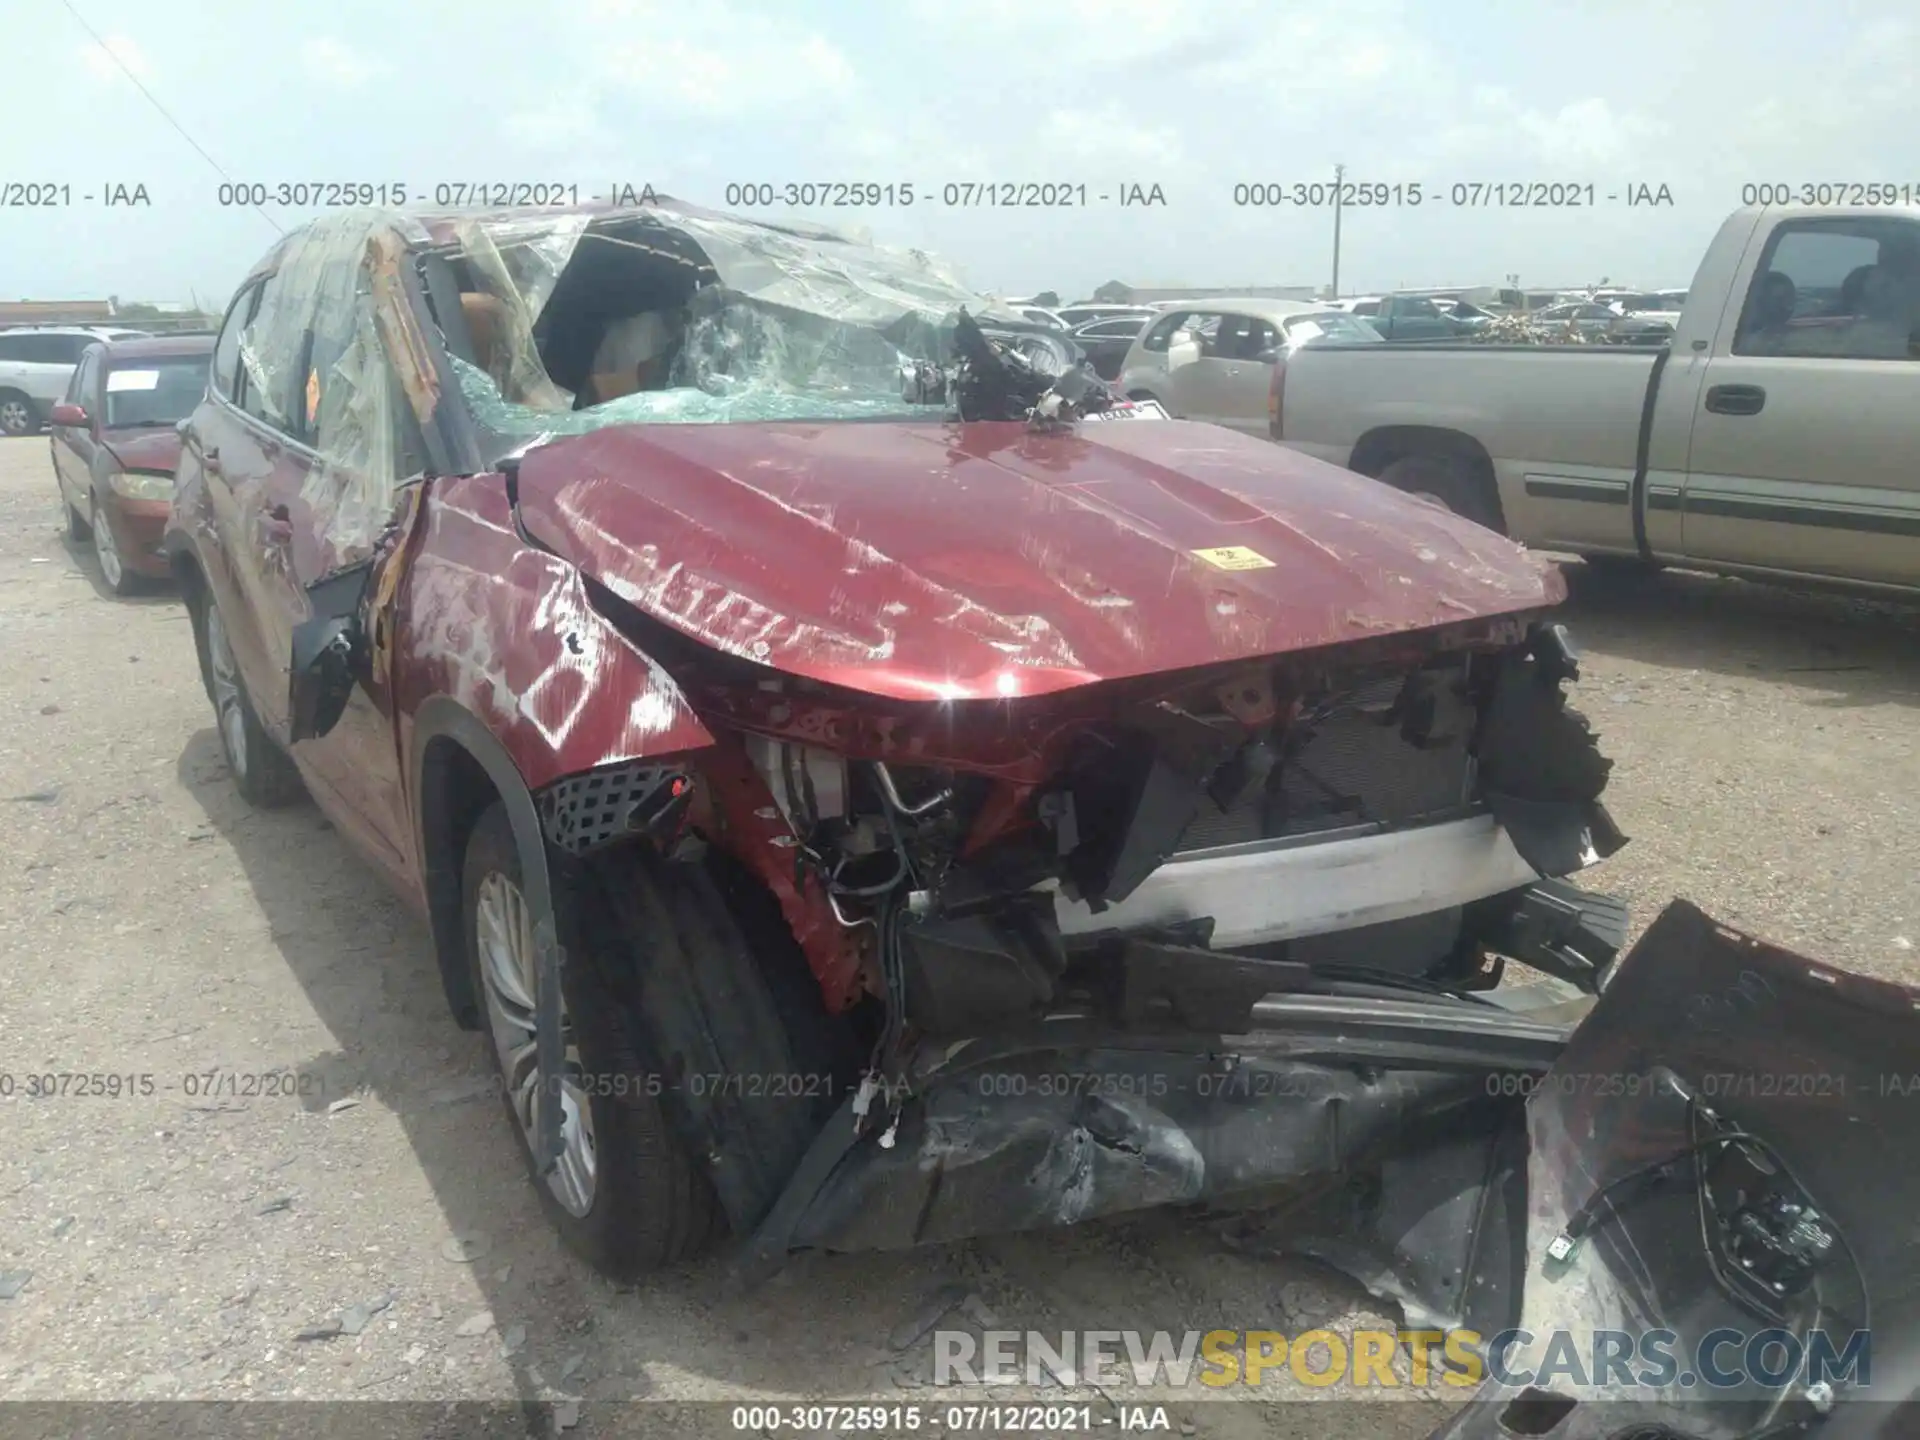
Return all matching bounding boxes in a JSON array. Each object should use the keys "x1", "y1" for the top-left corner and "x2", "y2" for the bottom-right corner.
[{"x1": 106, "y1": 369, "x2": 160, "y2": 392}]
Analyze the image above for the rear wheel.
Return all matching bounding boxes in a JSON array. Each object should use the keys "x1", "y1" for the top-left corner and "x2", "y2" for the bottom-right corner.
[
  {"x1": 462, "y1": 804, "x2": 719, "y2": 1277},
  {"x1": 1376, "y1": 453, "x2": 1504, "y2": 533},
  {"x1": 200, "y1": 597, "x2": 304, "y2": 807}
]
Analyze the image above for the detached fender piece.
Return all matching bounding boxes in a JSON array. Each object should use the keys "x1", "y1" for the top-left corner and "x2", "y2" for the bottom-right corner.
[{"x1": 1427, "y1": 900, "x2": 1920, "y2": 1439}]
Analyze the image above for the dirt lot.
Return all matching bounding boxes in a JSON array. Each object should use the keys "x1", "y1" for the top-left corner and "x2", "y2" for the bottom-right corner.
[{"x1": 2, "y1": 434, "x2": 1917, "y2": 1434}]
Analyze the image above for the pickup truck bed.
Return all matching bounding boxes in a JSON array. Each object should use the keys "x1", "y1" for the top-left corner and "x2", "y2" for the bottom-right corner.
[{"x1": 1273, "y1": 204, "x2": 1920, "y2": 596}]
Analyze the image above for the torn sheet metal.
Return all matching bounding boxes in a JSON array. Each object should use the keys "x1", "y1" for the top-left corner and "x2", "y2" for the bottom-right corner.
[
  {"x1": 741, "y1": 999, "x2": 1567, "y2": 1269},
  {"x1": 391, "y1": 474, "x2": 714, "y2": 787}
]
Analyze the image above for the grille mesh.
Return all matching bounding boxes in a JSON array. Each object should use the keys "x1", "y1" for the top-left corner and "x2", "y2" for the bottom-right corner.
[{"x1": 1176, "y1": 673, "x2": 1477, "y2": 853}]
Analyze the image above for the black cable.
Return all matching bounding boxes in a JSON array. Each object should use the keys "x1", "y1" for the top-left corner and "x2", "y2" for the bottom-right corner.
[
  {"x1": 1561, "y1": 1130, "x2": 1758, "y2": 1244},
  {"x1": 60, "y1": 1, "x2": 284, "y2": 239}
]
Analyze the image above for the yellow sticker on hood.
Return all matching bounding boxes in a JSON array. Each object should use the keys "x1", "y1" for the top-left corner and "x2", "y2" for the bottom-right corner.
[{"x1": 1192, "y1": 545, "x2": 1275, "y2": 571}]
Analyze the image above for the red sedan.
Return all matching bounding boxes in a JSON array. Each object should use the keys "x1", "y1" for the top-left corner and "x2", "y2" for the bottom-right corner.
[{"x1": 50, "y1": 334, "x2": 213, "y2": 595}]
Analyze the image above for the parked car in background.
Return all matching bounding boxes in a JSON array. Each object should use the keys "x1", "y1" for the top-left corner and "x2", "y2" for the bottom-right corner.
[
  {"x1": 1116, "y1": 300, "x2": 1378, "y2": 432},
  {"x1": 1437, "y1": 298, "x2": 1499, "y2": 328},
  {"x1": 1013, "y1": 306, "x2": 1070, "y2": 330},
  {"x1": 1358, "y1": 294, "x2": 1482, "y2": 340},
  {"x1": 1605, "y1": 292, "x2": 1687, "y2": 345},
  {"x1": 1056, "y1": 303, "x2": 1157, "y2": 327},
  {"x1": 1526, "y1": 301, "x2": 1621, "y2": 338},
  {"x1": 164, "y1": 200, "x2": 1630, "y2": 1287},
  {"x1": 1271, "y1": 202, "x2": 1920, "y2": 596},
  {"x1": 1067, "y1": 312, "x2": 1152, "y2": 379},
  {"x1": 0, "y1": 325, "x2": 150, "y2": 436},
  {"x1": 49, "y1": 334, "x2": 213, "y2": 594}
]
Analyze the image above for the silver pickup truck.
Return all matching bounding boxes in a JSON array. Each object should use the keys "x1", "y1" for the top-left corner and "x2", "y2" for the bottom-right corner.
[{"x1": 1271, "y1": 204, "x2": 1920, "y2": 593}]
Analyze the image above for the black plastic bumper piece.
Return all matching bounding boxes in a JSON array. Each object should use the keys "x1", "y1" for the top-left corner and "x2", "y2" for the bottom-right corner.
[{"x1": 1488, "y1": 878, "x2": 1628, "y2": 992}]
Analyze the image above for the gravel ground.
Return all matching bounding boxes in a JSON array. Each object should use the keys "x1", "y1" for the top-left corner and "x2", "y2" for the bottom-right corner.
[{"x1": 1, "y1": 435, "x2": 1916, "y2": 1434}]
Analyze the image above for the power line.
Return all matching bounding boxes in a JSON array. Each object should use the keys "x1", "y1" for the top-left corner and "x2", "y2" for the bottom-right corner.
[{"x1": 59, "y1": 0, "x2": 283, "y2": 238}]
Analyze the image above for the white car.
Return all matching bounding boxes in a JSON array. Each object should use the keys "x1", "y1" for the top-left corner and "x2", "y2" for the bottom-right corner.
[
  {"x1": 1055, "y1": 303, "x2": 1157, "y2": 328},
  {"x1": 0, "y1": 326, "x2": 150, "y2": 436},
  {"x1": 1115, "y1": 300, "x2": 1380, "y2": 434},
  {"x1": 1012, "y1": 306, "x2": 1071, "y2": 330}
]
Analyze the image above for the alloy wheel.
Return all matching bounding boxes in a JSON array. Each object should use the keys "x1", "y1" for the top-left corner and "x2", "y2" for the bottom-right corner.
[
  {"x1": 475, "y1": 871, "x2": 597, "y2": 1218},
  {"x1": 91, "y1": 497, "x2": 125, "y2": 590},
  {"x1": 0, "y1": 398, "x2": 30, "y2": 435}
]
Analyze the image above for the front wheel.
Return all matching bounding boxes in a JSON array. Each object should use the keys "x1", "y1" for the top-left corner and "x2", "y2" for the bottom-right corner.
[
  {"x1": 462, "y1": 804, "x2": 719, "y2": 1277},
  {"x1": 91, "y1": 494, "x2": 143, "y2": 597}
]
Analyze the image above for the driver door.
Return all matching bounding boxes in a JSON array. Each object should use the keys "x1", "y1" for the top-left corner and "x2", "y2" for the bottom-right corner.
[
  {"x1": 1161, "y1": 311, "x2": 1216, "y2": 421},
  {"x1": 1216, "y1": 315, "x2": 1283, "y2": 434},
  {"x1": 1173, "y1": 312, "x2": 1275, "y2": 433}
]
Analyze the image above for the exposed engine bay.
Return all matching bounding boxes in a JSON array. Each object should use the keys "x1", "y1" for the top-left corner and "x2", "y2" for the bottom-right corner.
[{"x1": 697, "y1": 619, "x2": 1621, "y2": 1038}]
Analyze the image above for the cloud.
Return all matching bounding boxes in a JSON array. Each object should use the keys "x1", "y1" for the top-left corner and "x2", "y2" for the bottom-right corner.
[
  {"x1": 1038, "y1": 108, "x2": 1183, "y2": 168},
  {"x1": 1408, "y1": 91, "x2": 1668, "y2": 172},
  {"x1": 501, "y1": 96, "x2": 607, "y2": 151},
  {"x1": 571, "y1": 0, "x2": 855, "y2": 117},
  {"x1": 76, "y1": 33, "x2": 152, "y2": 84},
  {"x1": 301, "y1": 38, "x2": 387, "y2": 89}
]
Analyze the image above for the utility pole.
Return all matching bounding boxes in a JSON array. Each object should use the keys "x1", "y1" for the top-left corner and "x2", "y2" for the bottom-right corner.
[{"x1": 1330, "y1": 163, "x2": 1345, "y2": 300}]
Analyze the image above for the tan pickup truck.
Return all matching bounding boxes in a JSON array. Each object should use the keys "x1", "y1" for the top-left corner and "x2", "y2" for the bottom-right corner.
[{"x1": 1270, "y1": 204, "x2": 1920, "y2": 593}]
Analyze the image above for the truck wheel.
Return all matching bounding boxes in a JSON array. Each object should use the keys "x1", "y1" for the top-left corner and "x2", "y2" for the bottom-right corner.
[
  {"x1": 464, "y1": 803, "x2": 721, "y2": 1277},
  {"x1": 198, "y1": 596, "x2": 305, "y2": 808},
  {"x1": 0, "y1": 391, "x2": 35, "y2": 437},
  {"x1": 1376, "y1": 454, "x2": 1505, "y2": 533}
]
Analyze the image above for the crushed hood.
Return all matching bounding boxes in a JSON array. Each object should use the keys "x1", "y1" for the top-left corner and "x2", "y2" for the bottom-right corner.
[
  {"x1": 513, "y1": 418, "x2": 1563, "y2": 701},
  {"x1": 102, "y1": 426, "x2": 182, "y2": 475}
]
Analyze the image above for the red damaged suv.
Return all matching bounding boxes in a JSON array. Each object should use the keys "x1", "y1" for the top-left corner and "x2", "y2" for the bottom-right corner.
[
  {"x1": 163, "y1": 198, "x2": 1639, "y2": 1279},
  {"x1": 162, "y1": 196, "x2": 1920, "y2": 1440}
]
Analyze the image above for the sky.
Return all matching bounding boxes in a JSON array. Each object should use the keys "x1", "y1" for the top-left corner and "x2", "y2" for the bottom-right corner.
[{"x1": 4, "y1": 0, "x2": 1917, "y2": 308}]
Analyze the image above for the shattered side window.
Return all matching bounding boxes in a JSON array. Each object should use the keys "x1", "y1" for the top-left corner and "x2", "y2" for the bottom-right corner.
[
  {"x1": 450, "y1": 217, "x2": 578, "y2": 412},
  {"x1": 247, "y1": 211, "x2": 441, "y2": 564}
]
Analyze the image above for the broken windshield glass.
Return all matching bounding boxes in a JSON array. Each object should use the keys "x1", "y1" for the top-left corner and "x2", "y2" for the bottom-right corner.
[{"x1": 443, "y1": 201, "x2": 1027, "y2": 451}]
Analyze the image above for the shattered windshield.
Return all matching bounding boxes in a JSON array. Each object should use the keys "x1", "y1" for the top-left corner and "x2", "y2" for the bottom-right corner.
[{"x1": 444, "y1": 203, "x2": 1028, "y2": 453}]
